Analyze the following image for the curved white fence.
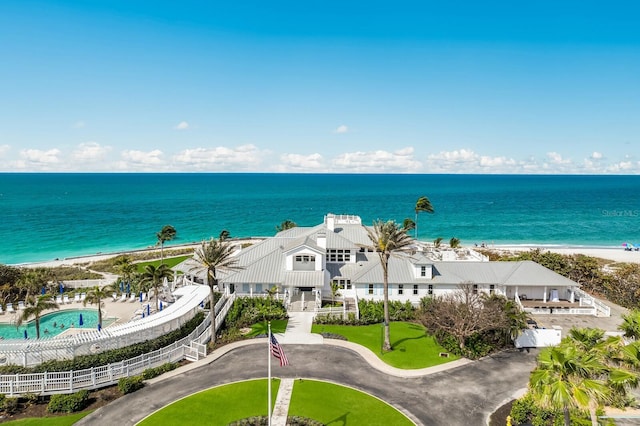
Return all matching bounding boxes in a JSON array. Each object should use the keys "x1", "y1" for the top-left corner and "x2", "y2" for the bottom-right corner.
[
  {"x1": 0, "y1": 285, "x2": 211, "y2": 367},
  {"x1": 0, "y1": 292, "x2": 237, "y2": 397}
]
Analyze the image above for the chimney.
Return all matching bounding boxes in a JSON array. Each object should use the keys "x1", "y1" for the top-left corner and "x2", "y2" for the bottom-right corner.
[{"x1": 317, "y1": 231, "x2": 327, "y2": 249}]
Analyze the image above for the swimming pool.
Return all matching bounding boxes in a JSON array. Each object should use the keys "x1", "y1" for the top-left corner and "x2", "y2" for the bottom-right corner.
[{"x1": 0, "y1": 309, "x2": 113, "y2": 340}]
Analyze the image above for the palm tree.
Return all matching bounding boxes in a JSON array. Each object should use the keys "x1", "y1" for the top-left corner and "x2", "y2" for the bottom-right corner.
[
  {"x1": 193, "y1": 237, "x2": 244, "y2": 342},
  {"x1": 218, "y1": 230, "x2": 231, "y2": 241},
  {"x1": 83, "y1": 284, "x2": 115, "y2": 329},
  {"x1": 139, "y1": 264, "x2": 173, "y2": 310},
  {"x1": 156, "y1": 225, "x2": 177, "y2": 264},
  {"x1": 114, "y1": 255, "x2": 136, "y2": 289},
  {"x1": 276, "y1": 220, "x2": 297, "y2": 232},
  {"x1": 433, "y1": 237, "x2": 443, "y2": 248},
  {"x1": 402, "y1": 218, "x2": 415, "y2": 233},
  {"x1": 17, "y1": 269, "x2": 49, "y2": 301},
  {"x1": 16, "y1": 295, "x2": 59, "y2": 339},
  {"x1": 414, "y1": 196, "x2": 434, "y2": 240},
  {"x1": 365, "y1": 219, "x2": 413, "y2": 351},
  {"x1": 449, "y1": 237, "x2": 461, "y2": 248},
  {"x1": 620, "y1": 309, "x2": 640, "y2": 340}
]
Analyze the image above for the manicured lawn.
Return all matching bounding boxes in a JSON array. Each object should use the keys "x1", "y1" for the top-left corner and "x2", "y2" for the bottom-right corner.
[
  {"x1": 311, "y1": 321, "x2": 458, "y2": 369},
  {"x1": 138, "y1": 379, "x2": 280, "y2": 426},
  {"x1": 246, "y1": 319, "x2": 288, "y2": 337},
  {"x1": 2, "y1": 411, "x2": 92, "y2": 426},
  {"x1": 135, "y1": 255, "x2": 192, "y2": 272},
  {"x1": 289, "y1": 380, "x2": 413, "y2": 426}
]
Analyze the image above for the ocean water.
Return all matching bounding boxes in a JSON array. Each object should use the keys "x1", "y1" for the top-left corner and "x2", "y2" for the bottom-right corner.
[{"x1": 1, "y1": 173, "x2": 639, "y2": 265}]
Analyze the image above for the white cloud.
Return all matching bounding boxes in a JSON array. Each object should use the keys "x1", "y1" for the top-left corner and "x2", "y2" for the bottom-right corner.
[
  {"x1": 20, "y1": 148, "x2": 61, "y2": 165},
  {"x1": 121, "y1": 149, "x2": 165, "y2": 169},
  {"x1": 0, "y1": 144, "x2": 10, "y2": 157},
  {"x1": 174, "y1": 121, "x2": 190, "y2": 130},
  {"x1": 278, "y1": 153, "x2": 325, "y2": 171},
  {"x1": 425, "y1": 149, "x2": 533, "y2": 173},
  {"x1": 334, "y1": 125, "x2": 349, "y2": 134},
  {"x1": 331, "y1": 147, "x2": 421, "y2": 172},
  {"x1": 591, "y1": 151, "x2": 603, "y2": 160},
  {"x1": 546, "y1": 151, "x2": 571, "y2": 165},
  {"x1": 173, "y1": 144, "x2": 264, "y2": 171},
  {"x1": 72, "y1": 142, "x2": 111, "y2": 162}
]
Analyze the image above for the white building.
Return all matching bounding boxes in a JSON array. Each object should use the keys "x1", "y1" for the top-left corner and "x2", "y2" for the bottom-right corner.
[{"x1": 177, "y1": 213, "x2": 609, "y2": 316}]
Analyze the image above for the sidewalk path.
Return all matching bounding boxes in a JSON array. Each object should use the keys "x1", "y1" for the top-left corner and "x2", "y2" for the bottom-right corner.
[
  {"x1": 278, "y1": 312, "x2": 323, "y2": 344},
  {"x1": 271, "y1": 378, "x2": 293, "y2": 426}
]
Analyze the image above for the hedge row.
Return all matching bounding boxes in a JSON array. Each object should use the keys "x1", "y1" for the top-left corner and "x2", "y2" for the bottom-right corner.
[
  {"x1": 47, "y1": 390, "x2": 90, "y2": 413},
  {"x1": 314, "y1": 300, "x2": 417, "y2": 325}
]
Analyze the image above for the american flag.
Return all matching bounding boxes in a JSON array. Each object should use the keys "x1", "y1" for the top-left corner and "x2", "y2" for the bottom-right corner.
[{"x1": 269, "y1": 332, "x2": 289, "y2": 367}]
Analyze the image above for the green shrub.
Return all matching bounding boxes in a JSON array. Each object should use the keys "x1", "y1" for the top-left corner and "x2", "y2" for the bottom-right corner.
[
  {"x1": 225, "y1": 297, "x2": 287, "y2": 329},
  {"x1": 47, "y1": 390, "x2": 90, "y2": 413},
  {"x1": 0, "y1": 394, "x2": 19, "y2": 414},
  {"x1": 118, "y1": 376, "x2": 144, "y2": 394},
  {"x1": 142, "y1": 362, "x2": 177, "y2": 380}
]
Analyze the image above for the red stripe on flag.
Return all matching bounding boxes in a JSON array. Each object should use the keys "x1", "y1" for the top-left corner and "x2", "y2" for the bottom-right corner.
[{"x1": 269, "y1": 332, "x2": 289, "y2": 367}]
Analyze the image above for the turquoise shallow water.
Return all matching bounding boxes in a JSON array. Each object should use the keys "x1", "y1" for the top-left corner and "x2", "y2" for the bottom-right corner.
[
  {"x1": 0, "y1": 308, "x2": 102, "y2": 339},
  {"x1": 1, "y1": 173, "x2": 639, "y2": 264}
]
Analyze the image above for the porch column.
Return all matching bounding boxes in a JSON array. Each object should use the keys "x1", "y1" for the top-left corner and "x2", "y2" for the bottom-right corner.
[
  {"x1": 569, "y1": 288, "x2": 575, "y2": 303},
  {"x1": 543, "y1": 286, "x2": 547, "y2": 303},
  {"x1": 250, "y1": 287, "x2": 253, "y2": 297},
  {"x1": 515, "y1": 286, "x2": 519, "y2": 299}
]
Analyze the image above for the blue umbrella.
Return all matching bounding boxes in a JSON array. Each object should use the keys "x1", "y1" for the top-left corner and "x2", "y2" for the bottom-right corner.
[
  {"x1": 159, "y1": 301, "x2": 163, "y2": 311},
  {"x1": 200, "y1": 300, "x2": 204, "y2": 308},
  {"x1": 41, "y1": 287, "x2": 46, "y2": 295},
  {"x1": 127, "y1": 282, "x2": 131, "y2": 294},
  {"x1": 119, "y1": 281, "x2": 124, "y2": 292},
  {"x1": 79, "y1": 313, "x2": 84, "y2": 326},
  {"x1": 142, "y1": 311, "x2": 145, "y2": 318},
  {"x1": 23, "y1": 329, "x2": 28, "y2": 339},
  {"x1": 59, "y1": 282, "x2": 64, "y2": 294},
  {"x1": 146, "y1": 304, "x2": 150, "y2": 316},
  {"x1": 98, "y1": 323, "x2": 101, "y2": 331},
  {"x1": 139, "y1": 292, "x2": 143, "y2": 302}
]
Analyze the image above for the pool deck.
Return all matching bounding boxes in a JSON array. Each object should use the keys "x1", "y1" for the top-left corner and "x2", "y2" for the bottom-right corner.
[{"x1": 0, "y1": 296, "x2": 144, "y2": 332}]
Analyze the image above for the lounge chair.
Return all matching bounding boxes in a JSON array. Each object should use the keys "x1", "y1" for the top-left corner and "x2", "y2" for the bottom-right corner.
[
  {"x1": 55, "y1": 295, "x2": 63, "y2": 304},
  {"x1": 119, "y1": 293, "x2": 127, "y2": 302},
  {"x1": 112, "y1": 292, "x2": 118, "y2": 302},
  {"x1": 140, "y1": 292, "x2": 147, "y2": 302},
  {"x1": 17, "y1": 301, "x2": 25, "y2": 310},
  {"x1": 0, "y1": 305, "x2": 4, "y2": 315},
  {"x1": 63, "y1": 295, "x2": 70, "y2": 304},
  {"x1": 128, "y1": 293, "x2": 137, "y2": 302},
  {"x1": 80, "y1": 293, "x2": 86, "y2": 302},
  {"x1": 6, "y1": 303, "x2": 14, "y2": 313},
  {"x1": 74, "y1": 293, "x2": 81, "y2": 303}
]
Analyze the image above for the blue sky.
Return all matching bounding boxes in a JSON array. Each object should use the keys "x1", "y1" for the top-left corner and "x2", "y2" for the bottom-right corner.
[{"x1": 1, "y1": 1, "x2": 639, "y2": 173}]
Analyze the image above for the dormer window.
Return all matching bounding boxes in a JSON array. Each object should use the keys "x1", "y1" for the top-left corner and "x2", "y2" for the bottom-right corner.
[{"x1": 420, "y1": 266, "x2": 427, "y2": 277}]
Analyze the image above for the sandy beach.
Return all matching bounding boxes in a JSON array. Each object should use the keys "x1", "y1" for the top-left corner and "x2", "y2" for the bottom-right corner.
[{"x1": 490, "y1": 245, "x2": 640, "y2": 264}]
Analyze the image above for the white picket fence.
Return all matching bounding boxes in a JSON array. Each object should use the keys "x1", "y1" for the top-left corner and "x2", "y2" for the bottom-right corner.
[{"x1": 0, "y1": 292, "x2": 236, "y2": 397}]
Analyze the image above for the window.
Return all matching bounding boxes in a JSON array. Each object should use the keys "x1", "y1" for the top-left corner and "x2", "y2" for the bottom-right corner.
[
  {"x1": 327, "y1": 249, "x2": 351, "y2": 262},
  {"x1": 332, "y1": 279, "x2": 351, "y2": 290},
  {"x1": 398, "y1": 284, "x2": 404, "y2": 295},
  {"x1": 428, "y1": 284, "x2": 433, "y2": 295},
  {"x1": 413, "y1": 285, "x2": 418, "y2": 295},
  {"x1": 256, "y1": 284, "x2": 263, "y2": 293},
  {"x1": 242, "y1": 284, "x2": 249, "y2": 293},
  {"x1": 420, "y1": 266, "x2": 427, "y2": 277},
  {"x1": 489, "y1": 284, "x2": 495, "y2": 295},
  {"x1": 368, "y1": 284, "x2": 374, "y2": 295},
  {"x1": 473, "y1": 284, "x2": 478, "y2": 294}
]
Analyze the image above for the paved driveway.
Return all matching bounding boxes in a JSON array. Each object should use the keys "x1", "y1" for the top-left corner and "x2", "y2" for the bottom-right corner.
[{"x1": 77, "y1": 345, "x2": 538, "y2": 426}]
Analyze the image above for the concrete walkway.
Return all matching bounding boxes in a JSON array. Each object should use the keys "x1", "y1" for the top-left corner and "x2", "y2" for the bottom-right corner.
[
  {"x1": 278, "y1": 311, "x2": 323, "y2": 344},
  {"x1": 271, "y1": 378, "x2": 293, "y2": 426}
]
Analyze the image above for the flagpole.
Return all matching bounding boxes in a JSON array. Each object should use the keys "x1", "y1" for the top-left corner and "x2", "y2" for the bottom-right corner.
[{"x1": 267, "y1": 321, "x2": 272, "y2": 426}]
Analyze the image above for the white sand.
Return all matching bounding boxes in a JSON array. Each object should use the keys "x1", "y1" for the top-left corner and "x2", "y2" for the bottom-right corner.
[{"x1": 491, "y1": 245, "x2": 640, "y2": 264}]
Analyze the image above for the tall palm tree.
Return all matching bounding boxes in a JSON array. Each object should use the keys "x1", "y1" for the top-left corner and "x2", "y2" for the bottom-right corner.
[
  {"x1": 156, "y1": 225, "x2": 177, "y2": 264},
  {"x1": 365, "y1": 219, "x2": 413, "y2": 351},
  {"x1": 139, "y1": 264, "x2": 173, "y2": 310},
  {"x1": 193, "y1": 237, "x2": 244, "y2": 342},
  {"x1": 114, "y1": 255, "x2": 136, "y2": 290},
  {"x1": 83, "y1": 284, "x2": 115, "y2": 329},
  {"x1": 402, "y1": 218, "x2": 415, "y2": 233},
  {"x1": 414, "y1": 196, "x2": 434, "y2": 240},
  {"x1": 17, "y1": 269, "x2": 48, "y2": 301},
  {"x1": 330, "y1": 280, "x2": 341, "y2": 307},
  {"x1": 16, "y1": 295, "x2": 59, "y2": 339}
]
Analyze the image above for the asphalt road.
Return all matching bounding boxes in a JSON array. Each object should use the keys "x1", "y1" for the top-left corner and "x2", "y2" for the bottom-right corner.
[{"x1": 77, "y1": 344, "x2": 538, "y2": 426}]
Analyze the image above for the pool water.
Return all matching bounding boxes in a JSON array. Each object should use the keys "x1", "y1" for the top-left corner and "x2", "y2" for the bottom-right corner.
[{"x1": 0, "y1": 309, "x2": 111, "y2": 340}]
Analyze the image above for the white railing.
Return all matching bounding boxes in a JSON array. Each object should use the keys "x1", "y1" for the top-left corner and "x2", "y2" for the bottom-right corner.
[
  {"x1": 61, "y1": 279, "x2": 113, "y2": 289},
  {"x1": 574, "y1": 288, "x2": 611, "y2": 317},
  {"x1": 0, "y1": 311, "x2": 212, "y2": 397},
  {"x1": 0, "y1": 285, "x2": 211, "y2": 367}
]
